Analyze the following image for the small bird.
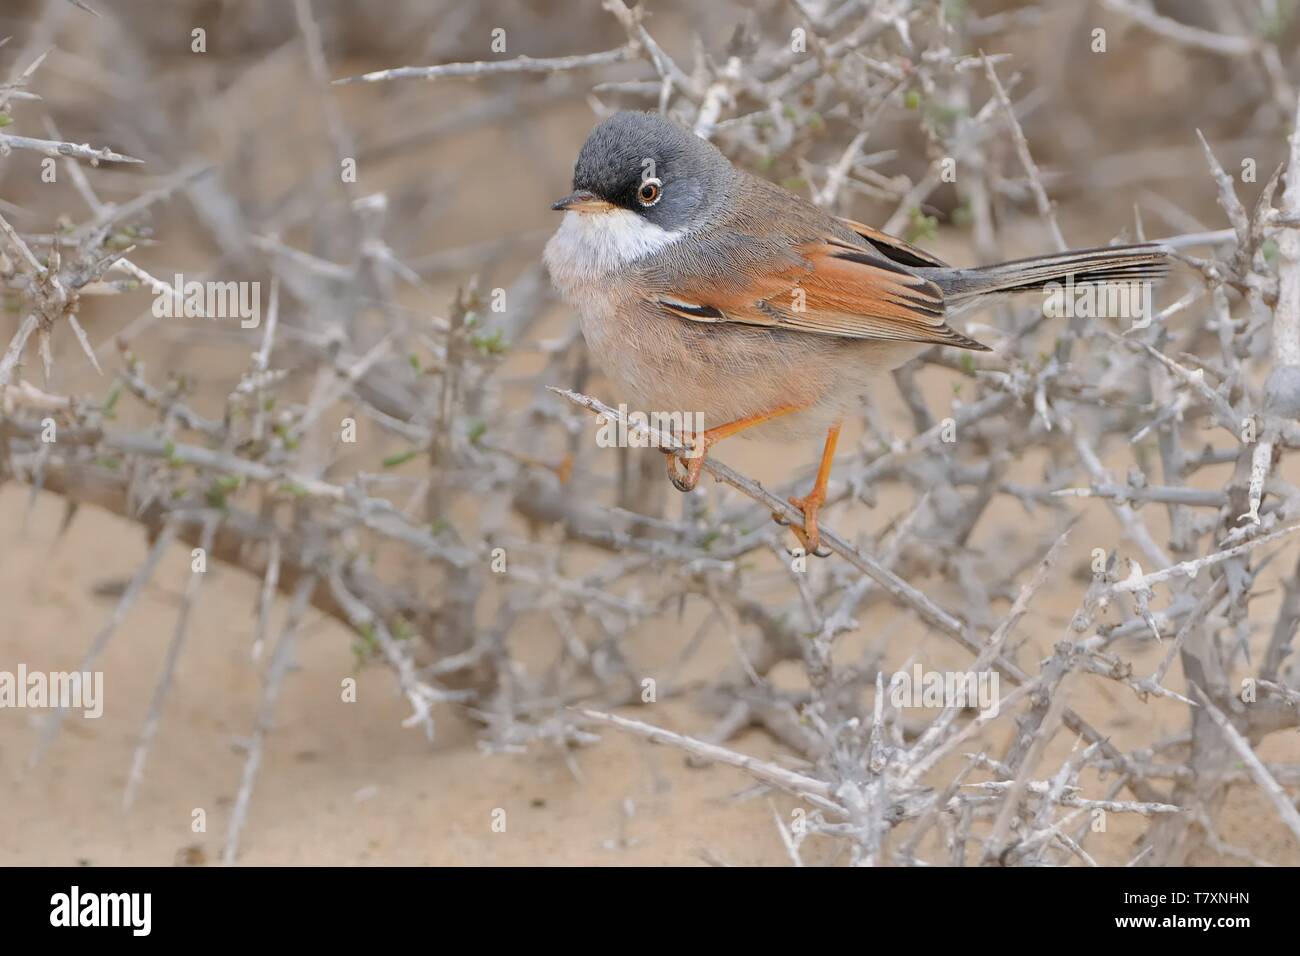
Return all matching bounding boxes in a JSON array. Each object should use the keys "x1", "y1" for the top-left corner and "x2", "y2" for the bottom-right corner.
[{"x1": 544, "y1": 111, "x2": 1167, "y2": 555}]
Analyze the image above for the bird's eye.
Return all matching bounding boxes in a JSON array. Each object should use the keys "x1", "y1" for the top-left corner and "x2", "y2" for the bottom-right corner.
[{"x1": 637, "y1": 177, "x2": 662, "y2": 207}]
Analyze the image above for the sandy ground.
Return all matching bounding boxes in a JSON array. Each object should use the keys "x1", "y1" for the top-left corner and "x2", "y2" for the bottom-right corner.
[{"x1": 0, "y1": 484, "x2": 814, "y2": 866}]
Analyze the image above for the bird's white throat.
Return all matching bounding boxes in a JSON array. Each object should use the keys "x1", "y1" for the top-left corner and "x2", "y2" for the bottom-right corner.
[{"x1": 544, "y1": 208, "x2": 684, "y2": 284}]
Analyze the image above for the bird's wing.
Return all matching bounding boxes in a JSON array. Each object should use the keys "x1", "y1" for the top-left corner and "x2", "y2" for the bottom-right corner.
[
  {"x1": 833, "y1": 215, "x2": 951, "y2": 269},
  {"x1": 653, "y1": 231, "x2": 988, "y2": 352}
]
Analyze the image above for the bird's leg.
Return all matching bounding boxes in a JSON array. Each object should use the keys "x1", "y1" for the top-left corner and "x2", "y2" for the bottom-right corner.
[
  {"x1": 665, "y1": 403, "x2": 803, "y2": 493},
  {"x1": 775, "y1": 422, "x2": 840, "y2": 557}
]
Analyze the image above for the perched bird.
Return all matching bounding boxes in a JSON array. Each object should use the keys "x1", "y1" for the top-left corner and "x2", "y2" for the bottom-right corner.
[{"x1": 544, "y1": 111, "x2": 1167, "y2": 555}]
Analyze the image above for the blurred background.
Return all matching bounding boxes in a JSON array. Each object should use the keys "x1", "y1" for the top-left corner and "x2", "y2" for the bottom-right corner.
[{"x1": 2, "y1": 0, "x2": 1299, "y2": 866}]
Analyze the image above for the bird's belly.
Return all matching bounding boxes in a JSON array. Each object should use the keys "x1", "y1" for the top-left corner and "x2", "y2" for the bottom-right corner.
[{"x1": 576, "y1": 297, "x2": 920, "y2": 441}]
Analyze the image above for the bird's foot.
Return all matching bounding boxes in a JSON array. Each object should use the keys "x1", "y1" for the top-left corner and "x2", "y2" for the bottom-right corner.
[
  {"x1": 777, "y1": 488, "x2": 832, "y2": 558},
  {"x1": 665, "y1": 436, "x2": 708, "y2": 492}
]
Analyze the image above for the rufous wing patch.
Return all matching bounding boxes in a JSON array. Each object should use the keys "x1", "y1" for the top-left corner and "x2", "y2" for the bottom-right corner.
[{"x1": 653, "y1": 235, "x2": 990, "y2": 351}]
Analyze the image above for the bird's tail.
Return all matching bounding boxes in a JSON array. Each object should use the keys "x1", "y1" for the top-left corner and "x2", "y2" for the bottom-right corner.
[{"x1": 929, "y1": 243, "x2": 1169, "y2": 301}]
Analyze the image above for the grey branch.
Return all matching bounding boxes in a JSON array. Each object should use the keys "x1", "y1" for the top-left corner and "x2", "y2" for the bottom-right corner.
[
  {"x1": 0, "y1": 131, "x2": 142, "y2": 164},
  {"x1": 334, "y1": 46, "x2": 637, "y2": 86}
]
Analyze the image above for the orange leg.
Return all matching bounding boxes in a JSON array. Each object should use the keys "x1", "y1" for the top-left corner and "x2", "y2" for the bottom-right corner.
[
  {"x1": 776, "y1": 422, "x2": 840, "y2": 556},
  {"x1": 666, "y1": 403, "x2": 804, "y2": 493}
]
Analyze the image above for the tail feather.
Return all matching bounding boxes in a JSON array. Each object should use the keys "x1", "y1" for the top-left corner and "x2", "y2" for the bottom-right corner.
[{"x1": 930, "y1": 243, "x2": 1169, "y2": 300}]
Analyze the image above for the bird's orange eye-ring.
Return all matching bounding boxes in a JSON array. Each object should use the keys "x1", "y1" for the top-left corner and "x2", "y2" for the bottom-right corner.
[{"x1": 637, "y1": 177, "x2": 662, "y2": 207}]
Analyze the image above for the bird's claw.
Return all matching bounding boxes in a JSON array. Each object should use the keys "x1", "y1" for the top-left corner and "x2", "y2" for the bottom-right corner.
[
  {"x1": 779, "y1": 491, "x2": 828, "y2": 557},
  {"x1": 669, "y1": 464, "x2": 696, "y2": 493},
  {"x1": 784, "y1": 543, "x2": 832, "y2": 559},
  {"x1": 665, "y1": 440, "x2": 706, "y2": 493}
]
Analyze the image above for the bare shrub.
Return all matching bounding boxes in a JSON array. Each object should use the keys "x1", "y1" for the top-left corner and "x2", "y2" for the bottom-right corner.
[{"x1": 3, "y1": 0, "x2": 1300, "y2": 865}]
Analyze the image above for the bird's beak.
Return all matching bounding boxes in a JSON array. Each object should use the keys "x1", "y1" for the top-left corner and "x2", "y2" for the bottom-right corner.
[{"x1": 550, "y1": 190, "x2": 615, "y2": 213}]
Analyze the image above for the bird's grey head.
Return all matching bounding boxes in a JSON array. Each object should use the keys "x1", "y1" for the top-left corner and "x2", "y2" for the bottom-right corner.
[{"x1": 550, "y1": 111, "x2": 732, "y2": 233}]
